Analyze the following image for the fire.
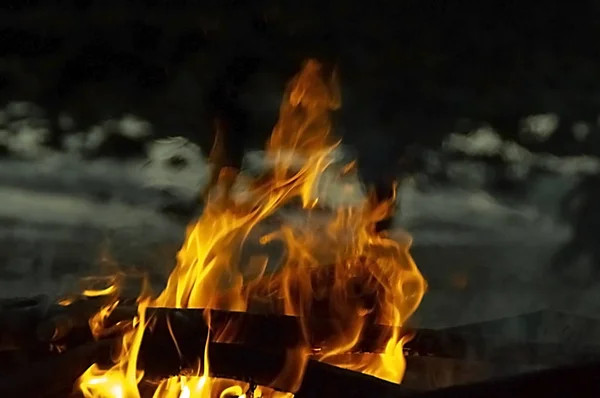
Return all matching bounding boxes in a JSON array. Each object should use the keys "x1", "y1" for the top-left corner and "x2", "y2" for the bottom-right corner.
[
  {"x1": 76, "y1": 59, "x2": 426, "y2": 397},
  {"x1": 79, "y1": 297, "x2": 148, "y2": 398}
]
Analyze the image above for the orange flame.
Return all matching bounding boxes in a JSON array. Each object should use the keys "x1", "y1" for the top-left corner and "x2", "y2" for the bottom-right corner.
[
  {"x1": 76, "y1": 59, "x2": 426, "y2": 397},
  {"x1": 79, "y1": 297, "x2": 148, "y2": 398}
]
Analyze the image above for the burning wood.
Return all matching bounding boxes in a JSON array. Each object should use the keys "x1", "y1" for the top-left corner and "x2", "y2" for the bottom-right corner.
[
  {"x1": 5, "y1": 330, "x2": 600, "y2": 398},
  {"x1": 0, "y1": 337, "x2": 416, "y2": 398},
  {"x1": 107, "y1": 306, "x2": 398, "y2": 355},
  {"x1": 32, "y1": 301, "x2": 600, "y2": 369},
  {"x1": 5, "y1": 297, "x2": 600, "y2": 396},
  {"x1": 47, "y1": 58, "x2": 428, "y2": 397}
]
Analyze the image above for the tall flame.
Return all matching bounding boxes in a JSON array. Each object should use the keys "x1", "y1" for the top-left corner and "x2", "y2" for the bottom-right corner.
[{"x1": 77, "y1": 59, "x2": 426, "y2": 397}]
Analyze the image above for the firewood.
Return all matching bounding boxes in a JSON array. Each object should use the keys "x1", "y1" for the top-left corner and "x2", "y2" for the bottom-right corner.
[
  {"x1": 39, "y1": 303, "x2": 600, "y2": 366},
  {"x1": 108, "y1": 306, "x2": 396, "y2": 354},
  {"x1": 0, "y1": 337, "x2": 415, "y2": 398},
  {"x1": 124, "y1": 342, "x2": 416, "y2": 398},
  {"x1": 34, "y1": 301, "x2": 397, "y2": 354},
  {"x1": 6, "y1": 336, "x2": 600, "y2": 398}
]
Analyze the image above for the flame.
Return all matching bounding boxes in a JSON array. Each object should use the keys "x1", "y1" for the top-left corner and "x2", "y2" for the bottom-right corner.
[
  {"x1": 79, "y1": 297, "x2": 148, "y2": 398},
  {"x1": 76, "y1": 59, "x2": 426, "y2": 397}
]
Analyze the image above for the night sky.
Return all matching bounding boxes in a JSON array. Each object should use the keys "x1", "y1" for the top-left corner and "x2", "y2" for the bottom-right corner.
[{"x1": 1, "y1": 1, "x2": 599, "y2": 157}]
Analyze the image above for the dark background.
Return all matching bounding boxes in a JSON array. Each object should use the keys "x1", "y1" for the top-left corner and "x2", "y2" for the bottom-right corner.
[{"x1": 1, "y1": 1, "x2": 599, "y2": 159}]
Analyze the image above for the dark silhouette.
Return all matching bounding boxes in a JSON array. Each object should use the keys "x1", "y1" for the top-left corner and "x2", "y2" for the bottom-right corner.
[{"x1": 550, "y1": 172, "x2": 600, "y2": 280}]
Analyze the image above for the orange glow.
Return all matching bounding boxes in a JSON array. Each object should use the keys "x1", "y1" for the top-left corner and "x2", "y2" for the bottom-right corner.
[{"x1": 76, "y1": 59, "x2": 426, "y2": 397}]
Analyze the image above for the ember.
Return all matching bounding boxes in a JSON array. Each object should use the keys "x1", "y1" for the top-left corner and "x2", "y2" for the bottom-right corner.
[{"x1": 74, "y1": 59, "x2": 426, "y2": 397}]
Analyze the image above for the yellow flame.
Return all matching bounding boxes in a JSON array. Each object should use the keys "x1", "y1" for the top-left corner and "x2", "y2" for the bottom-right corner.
[
  {"x1": 76, "y1": 59, "x2": 426, "y2": 397},
  {"x1": 83, "y1": 284, "x2": 119, "y2": 297},
  {"x1": 151, "y1": 377, "x2": 287, "y2": 398},
  {"x1": 57, "y1": 297, "x2": 76, "y2": 306},
  {"x1": 79, "y1": 298, "x2": 148, "y2": 398}
]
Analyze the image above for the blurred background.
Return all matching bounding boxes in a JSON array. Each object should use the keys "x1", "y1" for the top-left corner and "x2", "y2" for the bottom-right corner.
[{"x1": 1, "y1": 0, "x2": 599, "y2": 352}]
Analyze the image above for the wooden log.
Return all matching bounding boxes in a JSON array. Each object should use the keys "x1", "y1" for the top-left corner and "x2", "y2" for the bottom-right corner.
[
  {"x1": 119, "y1": 320, "x2": 406, "y2": 393},
  {"x1": 0, "y1": 336, "x2": 415, "y2": 398},
  {"x1": 130, "y1": 342, "x2": 416, "y2": 398},
  {"x1": 129, "y1": 309, "x2": 600, "y2": 370},
  {"x1": 7, "y1": 339, "x2": 600, "y2": 398},
  {"x1": 33, "y1": 303, "x2": 600, "y2": 366},
  {"x1": 34, "y1": 303, "x2": 397, "y2": 354},
  {"x1": 8, "y1": 299, "x2": 600, "y2": 398},
  {"x1": 113, "y1": 306, "x2": 396, "y2": 354}
]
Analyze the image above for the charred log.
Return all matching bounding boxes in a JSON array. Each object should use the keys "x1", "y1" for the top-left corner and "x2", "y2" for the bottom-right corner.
[
  {"x1": 18, "y1": 301, "x2": 600, "y2": 367},
  {"x1": 34, "y1": 301, "x2": 399, "y2": 354},
  {"x1": 4, "y1": 339, "x2": 600, "y2": 398},
  {"x1": 0, "y1": 337, "x2": 414, "y2": 398},
  {"x1": 114, "y1": 306, "x2": 396, "y2": 354},
  {"x1": 5, "y1": 297, "x2": 600, "y2": 398},
  {"x1": 130, "y1": 341, "x2": 415, "y2": 395}
]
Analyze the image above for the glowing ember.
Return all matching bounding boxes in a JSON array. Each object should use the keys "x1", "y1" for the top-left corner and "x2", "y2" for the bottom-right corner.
[{"x1": 75, "y1": 59, "x2": 426, "y2": 397}]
